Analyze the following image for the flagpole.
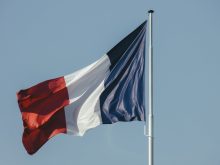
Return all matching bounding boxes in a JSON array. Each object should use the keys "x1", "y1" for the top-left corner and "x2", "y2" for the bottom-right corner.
[{"x1": 148, "y1": 9, "x2": 154, "y2": 165}]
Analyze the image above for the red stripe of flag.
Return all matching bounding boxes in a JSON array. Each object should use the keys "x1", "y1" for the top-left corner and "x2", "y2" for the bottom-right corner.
[{"x1": 17, "y1": 77, "x2": 69, "y2": 154}]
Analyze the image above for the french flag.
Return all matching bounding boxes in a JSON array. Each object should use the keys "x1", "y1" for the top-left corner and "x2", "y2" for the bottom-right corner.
[{"x1": 17, "y1": 21, "x2": 147, "y2": 154}]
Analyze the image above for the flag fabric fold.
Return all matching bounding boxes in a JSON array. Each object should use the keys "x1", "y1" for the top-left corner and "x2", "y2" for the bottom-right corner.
[{"x1": 17, "y1": 21, "x2": 147, "y2": 154}]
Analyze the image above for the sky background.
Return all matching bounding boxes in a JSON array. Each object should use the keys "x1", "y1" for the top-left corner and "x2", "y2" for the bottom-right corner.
[{"x1": 0, "y1": 0, "x2": 220, "y2": 165}]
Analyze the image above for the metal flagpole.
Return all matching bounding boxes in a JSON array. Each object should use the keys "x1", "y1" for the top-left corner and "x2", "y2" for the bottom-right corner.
[{"x1": 147, "y1": 9, "x2": 154, "y2": 165}]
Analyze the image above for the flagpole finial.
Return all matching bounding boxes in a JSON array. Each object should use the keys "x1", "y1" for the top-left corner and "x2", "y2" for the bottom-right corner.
[{"x1": 148, "y1": 10, "x2": 154, "y2": 13}]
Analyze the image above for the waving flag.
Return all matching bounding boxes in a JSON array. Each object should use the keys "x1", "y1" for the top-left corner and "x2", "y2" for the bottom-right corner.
[{"x1": 17, "y1": 21, "x2": 147, "y2": 154}]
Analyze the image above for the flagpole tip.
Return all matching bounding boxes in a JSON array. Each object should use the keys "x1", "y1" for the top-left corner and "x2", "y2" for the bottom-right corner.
[{"x1": 148, "y1": 10, "x2": 154, "y2": 13}]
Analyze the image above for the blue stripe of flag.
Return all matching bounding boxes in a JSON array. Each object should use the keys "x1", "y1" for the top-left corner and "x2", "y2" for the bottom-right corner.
[{"x1": 100, "y1": 21, "x2": 147, "y2": 124}]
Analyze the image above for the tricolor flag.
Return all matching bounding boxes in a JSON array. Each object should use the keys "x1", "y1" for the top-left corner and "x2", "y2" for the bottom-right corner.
[{"x1": 17, "y1": 21, "x2": 147, "y2": 154}]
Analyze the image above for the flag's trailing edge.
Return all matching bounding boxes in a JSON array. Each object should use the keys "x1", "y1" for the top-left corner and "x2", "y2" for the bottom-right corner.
[{"x1": 17, "y1": 21, "x2": 147, "y2": 154}]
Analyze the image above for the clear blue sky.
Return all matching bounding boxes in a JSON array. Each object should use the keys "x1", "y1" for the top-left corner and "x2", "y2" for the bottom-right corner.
[{"x1": 0, "y1": 0, "x2": 220, "y2": 165}]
